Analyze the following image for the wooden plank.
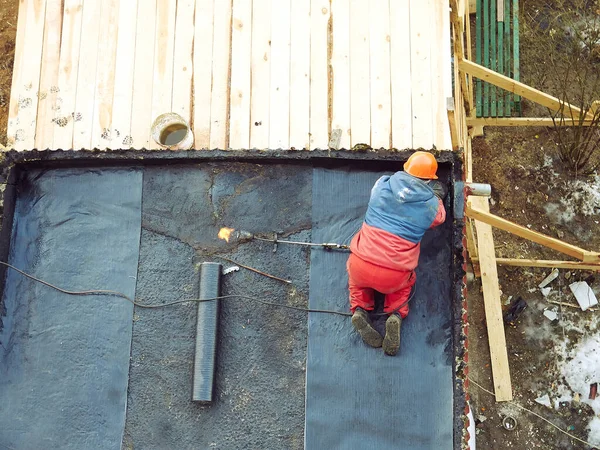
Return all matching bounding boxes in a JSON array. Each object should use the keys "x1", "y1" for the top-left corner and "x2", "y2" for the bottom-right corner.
[
  {"x1": 390, "y1": 0, "x2": 412, "y2": 149},
  {"x1": 469, "y1": 196, "x2": 513, "y2": 402},
  {"x1": 459, "y1": 59, "x2": 586, "y2": 118},
  {"x1": 466, "y1": 203, "x2": 600, "y2": 262},
  {"x1": 91, "y1": 0, "x2": 120, "y2": 150},
  {"x1": 35, "y1": 0, "x2": 63, "y2": 150},
  {"x1": 6, "y1": 0, "x2": 28, "y2": 148},
  {"x1": 72, "y1": 0, "x2": 102, "y2": 149},
  {"x1": 309, "y1": 0, "x2": 330, "y2": 149},
  {"x1": 249, "y1": 0, "x2": 271, "y2": 149},
  {"x1": 349, "y1": 0, "x2": 370, "y2": 148},
  {"x1": 369, "y1": 0, "x2": 391, "y2": 149},
  {"x1": 111, "y1": 0, "x2": 139, "y2": 149},
  {"x1": 432, "y1": 0, "x2": 452, "y2": 149},
  {"x1": 149, "y1": 0, "x2": 177, "y2": 150},
  {"x1": 466, "y1": 217, "x2": 481, "y2": 276},
  {"x1": 467, "y1": 117, "x2": 596, "y2": 126},
  {"x1": 172, "y1": 0, "x2": 195, "y2": 124},
  {"x1": 497, "y1": 0, "x2": 504, "y2": 21},
  {"x1": 330, "y1": 0, "x2": 351, "y2": 149},
  {"x1": 210, "y1": 0, "x2": 233, "y2": 149},
  {"x1": 268, "y1": 0, "x2": 291, "y2": 149},
  {"x1": 469, "y1": 0, "x2": 477, "y2": 13},
  {"x1": 130, "y1": 0, "x2": 157, "y2": 149},
  {"x1": 465, "y1": 0, "x2": 474, "y2": 110},
  {"x1": 229, "y1": 0, "x2": 253, "y2": 149},
  {"x1": 53, "y1": 0, "x2": 84, "y2": 150},
  {"x1": 447, "y1": 98, "x2": 458, "y2": 150},
  {"x1": 409, "y1": 0, "x2": 434, "y2": 148},
  {"x1": 192, "y1": 0, "x2": 214, "y2": 149},
  {"x1": 473, "y1": 257, "x2": 600, "y2": 271},
  {"x1": 7, "y1": 0, "x2": 48, "y2": 150},
  {"x1": 289, "y1": 0, "x2": 311, "y2": 150}
]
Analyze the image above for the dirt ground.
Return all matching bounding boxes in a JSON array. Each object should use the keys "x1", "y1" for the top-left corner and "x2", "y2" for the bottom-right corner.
[
  {"x1": 468, "y1": 128, "x2": 600, "y2": 450},
  {"x1": 0, "y1": 0, "x2": 17, "y2": 147}
]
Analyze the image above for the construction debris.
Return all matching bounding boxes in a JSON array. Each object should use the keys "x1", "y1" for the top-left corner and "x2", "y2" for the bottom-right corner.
[
  {"x1": 540, "y1": 287, "x2": 552, "y2": 297},
  {"x1": 539, "y1": 268, "x2": 559, "y2": 288},
  {"x1": 543, "y1": 310, "x2": 558, "y2": 321},
  {"x1": 535, "y1": 394, "x2": 552, "y2": 408},
  {"x1": 504, "y1": 297, "x2": 528, "y2": 324},
  {"x1": 590, "y1": 383, "x2": 598, "y2": 401},
  {"x1": 569, "y1": 281, "x2": 598, "y2": 311}
]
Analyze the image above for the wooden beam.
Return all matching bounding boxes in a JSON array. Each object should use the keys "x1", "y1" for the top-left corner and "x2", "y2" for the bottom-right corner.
[
  {"x1": 473, "y1": 257, "x2": 600, "y2": 271},
  {"x1": 465, "y1": 204, "x2": 600, "y2": 263},
  {"x1": 469, "y1": 0, "x2": 477, "y2": 13},
  {"x1": 447, "y1": 98, "x2": 459, "y2": 150},
  {"x1": 467, "y1": 117, "x2": 597, "y2": 127},
  {"x1": 459, "y1": 59, "x2": 587, "y2": 119},
  {"x1": 470, "y1": 196, "x2": 513, "y2": 402}
]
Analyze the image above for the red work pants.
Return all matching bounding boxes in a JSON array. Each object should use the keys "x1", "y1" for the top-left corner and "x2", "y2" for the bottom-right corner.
[{"x1": 346, "y1": 253, "x2": 416, "y2": 318}]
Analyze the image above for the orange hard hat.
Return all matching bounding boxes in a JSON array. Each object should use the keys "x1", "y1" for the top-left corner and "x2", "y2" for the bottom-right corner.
[{"x1": 403, "y1": 151, "x2": 438, "y2": 179}]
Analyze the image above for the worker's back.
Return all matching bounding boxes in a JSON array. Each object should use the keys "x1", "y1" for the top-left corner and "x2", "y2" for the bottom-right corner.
[{"x1": 350, "y1": 171, "x2": 445, "y2": 271}]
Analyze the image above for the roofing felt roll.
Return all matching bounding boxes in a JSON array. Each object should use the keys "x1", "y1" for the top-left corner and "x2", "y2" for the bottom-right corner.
[{"x1": 305, "y1": 167, "x2": 454, "y2": 450}]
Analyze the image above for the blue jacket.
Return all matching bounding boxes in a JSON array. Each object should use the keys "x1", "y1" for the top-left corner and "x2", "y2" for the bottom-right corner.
[{"x1": 364, "y1": 171, "x2": 442, "y2": 244}]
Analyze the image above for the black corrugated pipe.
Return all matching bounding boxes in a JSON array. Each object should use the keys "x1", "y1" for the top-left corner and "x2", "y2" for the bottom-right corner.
[{"x1": 192, "y1": 262, "x2": 221, "y2": 403}]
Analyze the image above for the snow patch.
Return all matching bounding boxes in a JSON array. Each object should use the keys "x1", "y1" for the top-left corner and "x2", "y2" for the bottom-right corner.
[{"x1": 557, "y1": 334, "x2": 600, "y2": 445}]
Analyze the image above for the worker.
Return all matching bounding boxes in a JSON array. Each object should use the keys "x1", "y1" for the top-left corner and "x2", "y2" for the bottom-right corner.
[{"x1": 347, "y1": 151, "x2": 447, "y2": 356}]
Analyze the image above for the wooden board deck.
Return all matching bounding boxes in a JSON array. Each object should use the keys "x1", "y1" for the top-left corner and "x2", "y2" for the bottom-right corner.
[{"x1": 6, "y1": 0, "x2": 454, "y2": 151}]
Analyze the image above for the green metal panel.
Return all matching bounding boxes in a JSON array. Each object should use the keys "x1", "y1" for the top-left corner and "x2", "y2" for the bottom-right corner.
[
  {"x1": 476, "y1": 0, "x2": 483, "y2": 117},
  {"x1": 490, "y1": 0, "x2": 497, "y2": 116},
  {"x1": 483, "y1": 0, "x2": 489, "y2": 116},
  {"x1": 513, "y1": 0, "x2": 520, "y2": 113},
  {"x1": 504, "y1": 0, "x2": 511, "y2": 115},
  {"x1": 497, "y1": 18, "x2": 504, "y2": 116}
]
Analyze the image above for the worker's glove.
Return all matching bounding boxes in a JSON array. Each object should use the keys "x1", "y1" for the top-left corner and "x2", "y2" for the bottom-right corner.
[{"x1": 428, "y1": 180, "x2": 448, "y2": 200}]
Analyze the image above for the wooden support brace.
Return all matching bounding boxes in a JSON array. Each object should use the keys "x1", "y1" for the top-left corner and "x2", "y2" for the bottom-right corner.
[
  {"x1": 465, "y1": 204, "x2": 600, "y2": 263},
  {"x1": 467, "y1": 117, "x2": 596, "y2": 127},
  {"x1": 458, "y1": 59, "x2": 589, "y2": 119},
  {"x1": 447, "y1": 97, "x2": 459, "y2": 150},
  {"x1": 466, "y1": 217, "x2": 481, "y2": 276},
  {"x1": 469, "y1": 196, "x2": 513, "y2": 401},
  {"x1": 472, "y1": 257, "x2": 600, "y2": 271},
  {"x1": 450, "y1": 0, "x2": 473, "y2": 115}
]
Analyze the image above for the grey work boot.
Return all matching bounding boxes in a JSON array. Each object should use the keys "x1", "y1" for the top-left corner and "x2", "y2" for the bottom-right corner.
[
  {"x1": 382, "y1": 313, "x2": 402, "y2": 356},
  {"x1": 351, "y1": 307, "x2": 383, "y2": 348}
]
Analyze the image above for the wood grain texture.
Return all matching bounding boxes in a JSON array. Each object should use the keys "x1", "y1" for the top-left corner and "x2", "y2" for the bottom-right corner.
[
  {"x1": 390, "y1": 0, "x2": 412, "y2": 149},
  {"x1": 111, "y1": 0, "x2": 139, "y2": 149},
  {"x1": 309, "y1": 0, "x2": 330, "y2": 149},
  {"x1": 209, "y1": 0, "x2": 233, "y2": 149},
  {"x1": 172, "y1": 0, "x2": 195, "y2": 124},
  {"x1": 8, "y1": 0, "x2": 48, "y2": 150},
  {"x1": 130, "y1": 0, "x2": 157, "y2": 149},
  {"x1": 369, "y1": 0, "x2": 391, "y2": 149},
  {"x1": 269, "y1": 0, "x2": 291, "y2": 149},
  {"x1": 330, "y1": 0, "x2": 351, "y2": 149},
  {"x1": 73, "y1": 0, "x2": 102, "y2": 149},
  {"x1": 229, "y1": 0, "x2": 252, "y2": 149},
  {"x1": 53, "y1": 0, "x2": 84, "y2": 150},
  {"x1": 35, "y1": 0, "x2": 63, "y2": 150},
  {"x1": 349, "y1": 0, "x2": 370, "y2": 148},
  {"x1": 249, "y1": 0, "x2": 271, "y2": 149},
  {"x1": 193, "y1": 0, "x2": 215, "y2": 149},
  {"x1": 289, "y1": 0, "x2": 311, "y2": 150}
]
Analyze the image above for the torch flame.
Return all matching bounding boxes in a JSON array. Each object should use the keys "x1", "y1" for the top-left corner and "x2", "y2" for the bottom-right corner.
[{"x1": 218, "y1": 227, "x2": 235, "y2": 243}]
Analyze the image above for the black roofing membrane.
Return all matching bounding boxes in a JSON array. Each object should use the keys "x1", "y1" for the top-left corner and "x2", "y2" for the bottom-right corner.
[{"x1": 0, "y1": 160, "x2": 457, "y2": 450}]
